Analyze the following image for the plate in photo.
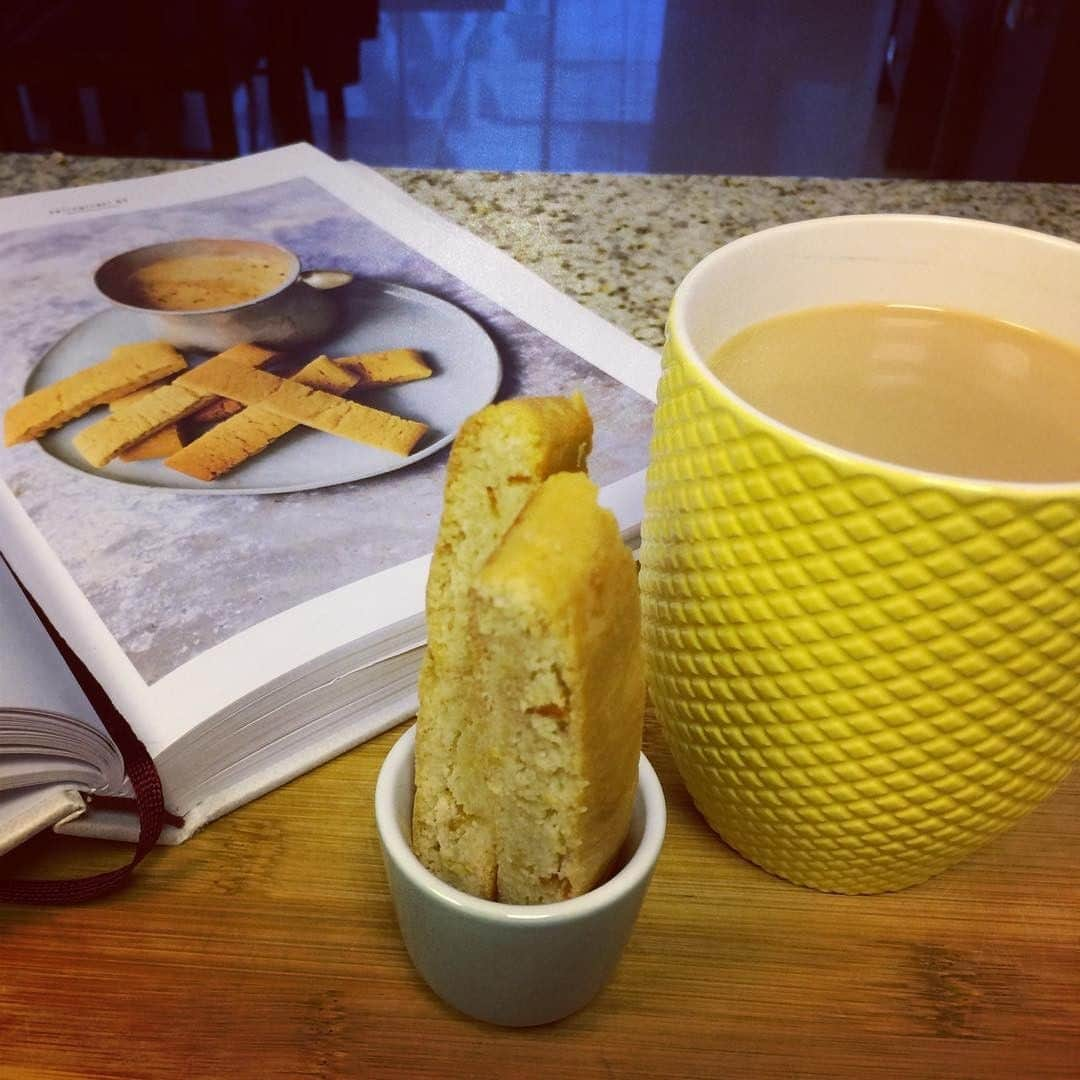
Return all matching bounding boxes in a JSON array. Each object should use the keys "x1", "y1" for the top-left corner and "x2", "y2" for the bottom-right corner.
[{"x1": 28, "y1": 280, "x2": 502, "y2": 494}]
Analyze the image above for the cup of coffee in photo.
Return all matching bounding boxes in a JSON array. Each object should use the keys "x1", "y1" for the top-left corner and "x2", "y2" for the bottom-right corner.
[
  {"x1": 639, "y1": 214, "x2": 1080, "y2": 894},
  {"x1": 94, "y1": 237, "x2": 353, "y2": 352}
]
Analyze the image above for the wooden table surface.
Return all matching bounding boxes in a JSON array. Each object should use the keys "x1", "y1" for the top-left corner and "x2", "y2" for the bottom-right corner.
[{"x1": 2, "y1": 711, "x2": 1078, "y2": 1080}]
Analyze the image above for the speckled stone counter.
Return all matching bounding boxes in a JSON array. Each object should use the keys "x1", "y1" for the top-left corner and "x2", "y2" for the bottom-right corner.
[{"x1": 2, "y1": 151, "x2": 1078, "y2": 351}]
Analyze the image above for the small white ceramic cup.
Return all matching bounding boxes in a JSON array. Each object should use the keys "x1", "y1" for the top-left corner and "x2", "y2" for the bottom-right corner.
[{"x1": 375, "y1": 724, "x2": 666, "y2": 1027}]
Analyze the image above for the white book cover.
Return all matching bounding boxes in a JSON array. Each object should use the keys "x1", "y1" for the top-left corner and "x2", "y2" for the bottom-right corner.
[{"x1": 0, "y1": 143, "x2": 659, "y2": 845}]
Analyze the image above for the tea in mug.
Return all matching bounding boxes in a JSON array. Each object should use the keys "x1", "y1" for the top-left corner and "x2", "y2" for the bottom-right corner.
[
  {"x1": 119, "y1": 253, "x2": 291, "y2": 312},
  {"x1": 706, "y1": 303, "x2": 1080, "y2": 484}
]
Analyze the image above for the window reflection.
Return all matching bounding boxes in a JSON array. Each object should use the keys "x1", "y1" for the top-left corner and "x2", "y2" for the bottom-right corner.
[{"x1": 332, "y1": 0, "x2": 666, "y2": 171}]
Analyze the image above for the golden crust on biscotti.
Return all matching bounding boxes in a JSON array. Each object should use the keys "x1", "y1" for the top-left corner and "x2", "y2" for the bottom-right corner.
[
  {"x1": 68, "y1": 342, "x2": 279, "y2": 466},
  {"x1": 166, "y1": 351, "x2": 434, "y2": 480},
  {"x1": 472, "y1": 470, "x2": 644, "y2": 903},
  {"x1": 4, "y1": 341, "x2": 186, "y2": 446},
  {"x1": 338, "y1": 348, "x2": 432, "y2": 387},
  {"x1": 109, "y1": 383, "x2": 183, "y2": 459},
  {"x1": 411, "y1": 393, "x2": 593, "y2": 899},
  {"x1": 165, "y1": 356, "x2": 360, "y2": 480},
  {"x1": 180, "y1": 344, "x2": 277, "y2": 424},
  {"x1": 165, "y1": 408, "x2": 294, "y2": 481},
  {"x1": 180, "y1": 359, "x2": 427, "y2": 455},
  {"x1": 74, "y1": 383, "x2": 206, "y2": 467},
  {"x1": 118, "y1": 425, "x2": 185, "y2": 462}
]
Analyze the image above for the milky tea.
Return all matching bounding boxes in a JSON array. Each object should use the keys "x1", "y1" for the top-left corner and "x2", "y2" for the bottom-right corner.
[
  {"x1": 119, "y1": 253, "x2": 291, "y2": 312},
  {"x1": 706, "y1": 303, "x2": 1080, "y2": 485}
]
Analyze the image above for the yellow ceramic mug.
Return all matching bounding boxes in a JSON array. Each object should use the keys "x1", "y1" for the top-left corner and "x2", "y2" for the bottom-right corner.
[{"x1": 640, "y1": 215, "x2": 1080, "y2": 893}]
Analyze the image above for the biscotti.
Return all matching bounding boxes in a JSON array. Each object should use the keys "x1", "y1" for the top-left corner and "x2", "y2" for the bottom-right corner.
[
  {"x1": 119, "y1": 426, "x2": 185, "y2": 462},
  {"x1": 165, "y1": 352, "x2": 434, "y2": 481},
  {"x1": 75, "y1": 384, "x2": 207, "y2": 467},
  {"x1": 180, "y1": 358, "x2": 428, "y2": 456},
  {"x1": 165, "y1": 356, "x2": 351, "y2": 480},
  {"x1": 4, "y1": 341, "x2": 186, "y2": 446},
  {"x1": 411, "y1": 393, "x2": 593, "y2": 898},
  {"x1": 341, "y1": 348, "x2": 432, "y2": 387},
  {"x1": 472, "y1": 471, "x2": 644, "y2": 903},
  {"x1": 109, "y1": 384, "x2": 183, "y2": 461},
  {"x1": 71, "y1": 343, "x2": 278, "y2": 467},
  {"x1": 181, "y1": 343, "x2": 279, "y2": 423}
]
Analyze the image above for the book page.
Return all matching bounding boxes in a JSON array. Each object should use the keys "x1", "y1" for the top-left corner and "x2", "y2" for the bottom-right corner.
[
  {"x1": 0, "y1": 145, "x2": 658, "y2": 759},
  {"x1": 0, "y1": 554, "x2": 101, "y2": 725}
]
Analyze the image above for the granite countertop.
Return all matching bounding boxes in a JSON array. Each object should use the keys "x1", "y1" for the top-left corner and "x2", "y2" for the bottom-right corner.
[{"x1": 2, "y1": 151, "x2": 1078, "y2": 352}]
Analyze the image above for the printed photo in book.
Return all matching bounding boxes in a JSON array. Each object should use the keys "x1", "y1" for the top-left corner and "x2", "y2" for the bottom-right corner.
[{"x1": 0, "y1": 144, "x2": 659, "y2": 848}]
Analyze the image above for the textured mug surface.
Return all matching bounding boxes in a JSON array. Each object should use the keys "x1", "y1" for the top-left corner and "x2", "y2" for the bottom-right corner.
[{"x1": 639, "y1": 215, "x2": 1080, "y2": 894}]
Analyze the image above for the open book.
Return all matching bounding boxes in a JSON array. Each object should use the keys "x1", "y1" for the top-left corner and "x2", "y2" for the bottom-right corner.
[{"x1": 0, "y1": 144, "x2": 658, "y2": 854}]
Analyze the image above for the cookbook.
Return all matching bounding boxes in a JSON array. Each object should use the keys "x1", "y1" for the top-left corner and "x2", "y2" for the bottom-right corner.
[{"x1": 0, "y1": 143, "x2": 659, "y2": 853}]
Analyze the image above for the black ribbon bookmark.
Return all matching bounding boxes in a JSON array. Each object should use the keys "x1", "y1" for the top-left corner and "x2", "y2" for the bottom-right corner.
[{"x1": 0, "y1": 558, "x2": 177, "y2": 904}]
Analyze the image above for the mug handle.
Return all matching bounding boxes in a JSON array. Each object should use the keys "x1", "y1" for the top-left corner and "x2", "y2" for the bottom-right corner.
[{"x1": 298, "y1": 269, "x2": 354, "y2": 290}]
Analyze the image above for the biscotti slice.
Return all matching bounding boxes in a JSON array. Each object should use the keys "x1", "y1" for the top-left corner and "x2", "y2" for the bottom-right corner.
[
  {"x1": 119, "y1": 426, "x2": 185, "y2": 462},
  {"x1": 297, "y1": 355, "x2": 368, "y2": 396},
  {"x1": 179, "y1": 339, "x2": 379, "y2": 424},
  {"x1": 167, "y1": 351, "x2": 434, "y2": 480},
  {"x1": 165, "y1": 356, "x2": 359, "y2": 480},
  {"x1": 187, "y1": 397, "x2": 243, "y2": 424},
  {"x1": 412, "y1": 393, "x2": 593, "y2": 898},
  {"x1": 4, "y1": 341, "x2": 186, "y2": 446},
  {"x1": 165, "y1": 408, "x2": 293, "y2": 481},
  {"x1": 472, "y1": 471, "x2": 644, "y2": 904},
  {"x1": 107, "y1": 383, "x2": 184, "y2": 460},
  {"x1": 166, "y1": 352, "x2": 434, "y2": 480},
  {"x1": 284, "y1": 352, "x2": 429, "y2": 396},
  {"x1": 340, "y1": 348, "x2": 432, "y2": 386},
  {"x1": 182, "y1": 344, "x2": 277, "y2": 424},
  {"x1": 124, "y1": 344, "x2": 277, "y2": 456},
  {"x1": 74, "y1": 383, "x2": 206, "y2": 467},
  {"x1": 109, "y1": 382, "x2": 169, "y2": 409},
  {"x1": 72, "y1": 343, "x2": 278, "y2": 467},
  {"x1": 181, "y1": 359, "x2": 427, "y2": 455},
  {"x1": 259, "y1": 351, "x2": 432, "y2": 396}
]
